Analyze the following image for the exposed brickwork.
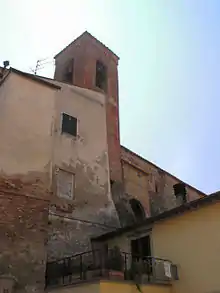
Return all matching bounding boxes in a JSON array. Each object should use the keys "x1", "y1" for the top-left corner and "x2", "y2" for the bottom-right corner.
[
  {"x1": 122, "y1": 161, "x2": 150, "y2": 217},
  {"x1": 121, "y1": 146, "x2": 205, "y2": 216},
  {"x1": 106, "y1": 101, "x2": 121, "y2": 181},
  {"x1": 54, "y1": 32, "x2": 119, "y2": 93},
  {"x1": 0, "y1": 171, "x2": 51, "y2": 199},
  {"x1": 0, "y1": 191, "x2": 49, "y2": 293}
]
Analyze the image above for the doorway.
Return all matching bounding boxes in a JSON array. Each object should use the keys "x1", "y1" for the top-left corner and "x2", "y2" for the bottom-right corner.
[
  {"x1": 131, "y1": 235, "x2": 151, "y2": 258},
  {"x1": 131, "y1": 235, "x2": 152, "y2": 276}
]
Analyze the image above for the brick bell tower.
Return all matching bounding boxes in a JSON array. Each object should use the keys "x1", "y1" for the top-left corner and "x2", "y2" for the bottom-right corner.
[{"x1": 54, "y1": 32, "x2": 132, "y2": 226}]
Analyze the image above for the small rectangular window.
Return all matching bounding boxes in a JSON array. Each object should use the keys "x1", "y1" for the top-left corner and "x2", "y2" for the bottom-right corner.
[
  {"x1": 61, "y1": 113, "x2": 77, "y2": 136},
  {"x1": 57, "y1": 169, "x2": 75, "y2": 200},
  {"x1": 96, "y1": 60, "x2": 107, "y2": 91}
]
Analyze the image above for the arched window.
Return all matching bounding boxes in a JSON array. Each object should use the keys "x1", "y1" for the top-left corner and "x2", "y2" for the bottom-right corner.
[{"x1": 129, "y1": 198, "x2": 146, "y2": 223}]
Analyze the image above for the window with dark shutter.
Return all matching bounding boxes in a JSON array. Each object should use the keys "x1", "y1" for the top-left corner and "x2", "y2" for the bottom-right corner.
[{"x1": 61, "y1": 113, "x2": 77, "y2": 137}]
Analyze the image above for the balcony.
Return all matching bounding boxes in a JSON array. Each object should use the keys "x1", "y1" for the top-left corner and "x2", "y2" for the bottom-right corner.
[{"x1": 45, "y1": 249, "x2": 178, "y2": 290}]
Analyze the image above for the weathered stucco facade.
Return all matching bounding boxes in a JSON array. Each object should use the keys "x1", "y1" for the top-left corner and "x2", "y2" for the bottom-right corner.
[
  {"x1": 54, "y1": 31, "x2": 204, "y2": 226},
  {"x1": 46, "y1": 80, "x2": 119, "y2": 259},
  {"x1": 0, "y1": 69, "x2": 119, "y2": 290},
  {"x1": 0, "y1": 31, "x2": 207, "y2": 293},
  {"x1": 54, "y1": 32, "x2": 134, "y2": 227},
  {"x1": 0, "y1": 72, "x2": 56, "y2": 196},
  {"x1": 0, "y1": 70, "x2": 55, "y2": 292}
]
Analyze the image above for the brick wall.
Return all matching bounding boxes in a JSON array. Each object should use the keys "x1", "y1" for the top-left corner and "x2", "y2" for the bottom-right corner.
[
  {"x1": 0, "y1": 191, "x2": 48, "y2": 293},
  {"x1": 121, "y1": 146, "x2": 205, "y2": 216},
  {"x1": 122, "y1": 161, "x2": 150, "y2": 217}
]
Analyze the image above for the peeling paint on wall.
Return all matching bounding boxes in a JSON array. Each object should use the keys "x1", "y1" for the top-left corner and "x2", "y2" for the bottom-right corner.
[{"x1": 47, "y1": 82, "x2": 120, "y2": 259}]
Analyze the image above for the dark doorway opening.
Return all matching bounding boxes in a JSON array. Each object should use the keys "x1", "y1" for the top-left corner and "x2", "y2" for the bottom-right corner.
[
  {"x1": 131, "y1": 235, "x2": 151, "y2": 258},
  {"x1": 131, "y1": 235, "x2": 152, "y2": 276}
]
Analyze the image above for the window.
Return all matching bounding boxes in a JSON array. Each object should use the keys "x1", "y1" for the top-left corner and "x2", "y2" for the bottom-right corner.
[
  {"x1": 95, "y1": 60, "x2": 107, "y2": 91},
  {"x1": 173, "y1": 183, "x2": 187, "y2": 204},
  {"x1": 61, "y1": 113, "x2": 77, "y2": 137},
  {"x1": 63, "y1": 59, "x2": 74, "y2": 84},
  {"x1": 129, "y1": 198, "x2": 145, "y2": 223},
  {"x1": 131, "y1": 235, "x2": 151, "y2": 257},
  {"x1": 57, "y1": 169, "x2": 75, "y2": 200}
]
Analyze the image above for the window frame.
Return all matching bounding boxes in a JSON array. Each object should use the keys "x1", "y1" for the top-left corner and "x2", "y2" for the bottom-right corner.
[
  {"x1": 130, "y1": 234, "x2": 152, "y2": 257},
  {"x1": 56, "y1": 168, "x2": 75, "y2": 200},
  {"x1": 61, "y1": 112, "x2": 78, "y2": 137}
]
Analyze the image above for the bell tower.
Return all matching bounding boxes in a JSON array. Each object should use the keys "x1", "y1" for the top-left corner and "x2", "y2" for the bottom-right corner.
[
  {"x1": 54, "y1": 32, "x2": 131, "y2": 226},
  {"x1": 54, "y1": 32, "x2": 122, "y2": 181}
]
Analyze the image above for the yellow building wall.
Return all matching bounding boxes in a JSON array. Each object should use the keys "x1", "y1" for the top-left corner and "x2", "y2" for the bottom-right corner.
[
  {"x1": 47, "y1": 281, "x2": 171, "y2": 293},
  {"x1": 152, "y1": 202, "x2": 220, "y2": 293},
  {"x1": 47, "y1": 283, "x2": 100, "y2": 293},
  {"x1": 100, "y1": 281, "x2": 172, "y2": 293}
]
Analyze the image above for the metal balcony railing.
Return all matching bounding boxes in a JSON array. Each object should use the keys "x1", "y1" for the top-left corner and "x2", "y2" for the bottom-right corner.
[{"x1": 45, "y1": 249, "x2": 178, "y2": 288}]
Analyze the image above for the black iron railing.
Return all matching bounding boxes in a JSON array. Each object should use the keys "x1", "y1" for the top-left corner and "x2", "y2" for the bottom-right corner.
[{"x1": 45, "y1": 249, "x2": 177, "y2": 288}]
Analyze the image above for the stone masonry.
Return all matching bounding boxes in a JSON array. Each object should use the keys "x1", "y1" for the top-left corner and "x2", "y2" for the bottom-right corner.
[{"x1": 0, "y1": 190, "x2": 48, "y2": 293}]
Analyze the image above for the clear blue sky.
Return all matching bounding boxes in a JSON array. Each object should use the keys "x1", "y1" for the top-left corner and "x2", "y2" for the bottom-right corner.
[{"x1": 1, "y1": 0, "x2": 220, "y2": 194}]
